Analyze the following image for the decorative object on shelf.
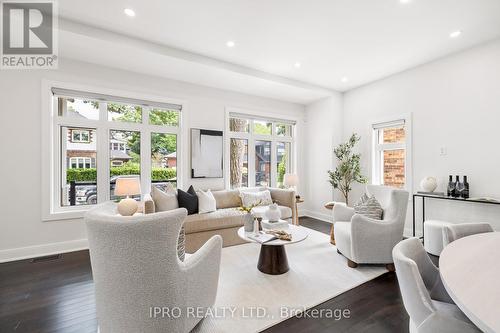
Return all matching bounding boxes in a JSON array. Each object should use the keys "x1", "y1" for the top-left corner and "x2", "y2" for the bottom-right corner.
[
  {"x1": 284, "y1": 173, "x2": 298, "y2": 191},
  {"x1": 420, "y1": 177, "x2": 437, "y2": 192},
  {"x1": 191, "y1": 128, "x2": 223, "y2": 178},
  {"x1": 265, "y1": 203, "x2": 282, "y2": 222},
  {"x1": 463, "y1": 175, "x2": 470, "y2": 199},
  {"x1": 447, "y1": 175, "x2": 470, "y2": 199},
  {"x1": 115, "y1": 177, "x2": 141, "y2": 216},
  {"x1": 328, "y1": 133, "x2": 367, "y2": 205},
  {"x1": 453, "y1": 175, "x2": 461, "y2": 198},
  {"x1": 447, "y1": 175, "x2": 455, "y2": 197}
]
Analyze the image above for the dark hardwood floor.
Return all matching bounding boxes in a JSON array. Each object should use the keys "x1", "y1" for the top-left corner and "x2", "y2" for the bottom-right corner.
[{"x1": 0, "y1": 217, "x2": 410, "y2": 333}]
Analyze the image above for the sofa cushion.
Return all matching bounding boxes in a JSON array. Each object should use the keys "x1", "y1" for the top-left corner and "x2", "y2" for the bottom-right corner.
[
  {"x1": 197, "y1": 189, "x2": 217, "y2": 214},
  {"x1": 151, "y1": 186, "x2": 178, "y2": 212},
  {"x1": 178, "y1": 185, "x2": 198, "y2": 215},
  {"x1": 240, "y1": 190, "x2": 273, "y2": 207},
  {"x1": 251, "y1": 205, "x2": 293, "y2": 220},
  {"x1": 184, "y1": 208, "x2": 251, "y2": 234},
  {"x1": 212, "y1": 189, "x2": 242, "y2": 209}
]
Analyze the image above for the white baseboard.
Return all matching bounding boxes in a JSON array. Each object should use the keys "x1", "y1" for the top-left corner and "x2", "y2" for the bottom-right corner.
[
  {"x1": 299, "y1": 209, "x2": 333, "y2": 224},
  {"x1": 0, "y1": 239, "x2": 89, "y2": 263}
]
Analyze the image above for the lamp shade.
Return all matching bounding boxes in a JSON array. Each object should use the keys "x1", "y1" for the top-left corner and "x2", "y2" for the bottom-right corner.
[
  {"x1": 284, "y1": 173, "x2": 299, "y2": 187},
  {"x1": 115, "y1": 177, "x2": 141, "y2": 196}
]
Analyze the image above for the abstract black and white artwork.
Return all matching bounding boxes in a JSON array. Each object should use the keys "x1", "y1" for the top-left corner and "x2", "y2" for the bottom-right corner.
[{"x1": 191, "y1": 129, "x2": 223, "y2": 178}]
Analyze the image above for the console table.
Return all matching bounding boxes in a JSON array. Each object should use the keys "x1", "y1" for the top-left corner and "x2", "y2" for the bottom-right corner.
[{"x1": 412, "y1": 193, "x2": 500, "y2": 242}]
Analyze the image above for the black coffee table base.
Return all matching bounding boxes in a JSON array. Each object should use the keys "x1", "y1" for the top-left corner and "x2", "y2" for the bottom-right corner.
[{"x1": 257, "y1": 244, "x2": 289, "y2": 275}]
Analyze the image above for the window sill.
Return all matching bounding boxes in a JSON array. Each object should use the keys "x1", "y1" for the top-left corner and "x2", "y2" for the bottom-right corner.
[{"x1": 42, "y1": 207, "x2": 91, "y2": 222}]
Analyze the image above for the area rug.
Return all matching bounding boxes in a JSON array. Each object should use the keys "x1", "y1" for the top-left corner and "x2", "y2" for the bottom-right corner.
[{"x1": 192, "y1": 227, "x2": 387, "y2": 333}]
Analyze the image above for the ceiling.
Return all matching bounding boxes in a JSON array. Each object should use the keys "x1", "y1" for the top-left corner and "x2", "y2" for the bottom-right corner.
[{"x1": 58, "y1": 0, "x2": 500, "y2": 104}]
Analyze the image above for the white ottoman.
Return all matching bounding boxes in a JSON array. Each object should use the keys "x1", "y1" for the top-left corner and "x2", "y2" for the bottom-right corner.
[{"x1": 424, "y1": 220, "x2": 452, "y2": 256}]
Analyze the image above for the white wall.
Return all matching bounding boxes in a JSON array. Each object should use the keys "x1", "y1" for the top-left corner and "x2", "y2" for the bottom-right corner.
[
  {"x1": 343, "y1": 39, "x2": 500, "y2": 235},
  {"x1": 302, "y1": 95, "x2": 343, "y2": 222},
  {"x1": 0, "y1": 58, "x2": 305, "y2": 262}
]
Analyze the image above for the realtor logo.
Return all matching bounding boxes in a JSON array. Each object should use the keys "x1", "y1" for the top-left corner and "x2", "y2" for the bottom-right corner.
[{"x1": 1, "y1": 0, "x2": 58, "y2": 69}]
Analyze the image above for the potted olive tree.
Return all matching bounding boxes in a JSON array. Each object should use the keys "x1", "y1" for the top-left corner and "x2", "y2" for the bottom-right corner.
[{"x1": 328, "y1": 133, "x2": 367, "y2": 206}]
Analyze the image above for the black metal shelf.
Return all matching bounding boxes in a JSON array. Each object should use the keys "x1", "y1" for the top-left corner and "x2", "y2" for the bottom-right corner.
[{"x1": 412, "y1": 193, "x2": 500, "y2": 243}]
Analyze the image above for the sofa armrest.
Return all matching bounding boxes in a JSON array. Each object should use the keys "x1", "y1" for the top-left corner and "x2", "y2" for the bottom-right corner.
[{"x1": 269, "y1": 188, "x2": 296, "y2": 209}]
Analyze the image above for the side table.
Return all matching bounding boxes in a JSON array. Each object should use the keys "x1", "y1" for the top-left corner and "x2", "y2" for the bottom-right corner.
[
  {"x1": 324, "y1": 202, "x2": 335, "y2": 244},
  {"x1": 293, "y1": 197, "x2": 304, "y2": 225}
]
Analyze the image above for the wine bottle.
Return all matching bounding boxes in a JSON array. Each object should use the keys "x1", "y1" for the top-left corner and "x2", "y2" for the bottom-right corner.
[
  {"x1": 454, "y1": 175, "x2": 460, "y2": 198},
  {"x1": 463, "y1": 176, "x2": 470, "y2": 199},
  {"x1": 447, "y1": 175, "x2": 454, "y2": 197}
]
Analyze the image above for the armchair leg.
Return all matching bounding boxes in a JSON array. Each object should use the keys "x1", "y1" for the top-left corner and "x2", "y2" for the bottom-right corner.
[
  {"x1": 330, "y1": 224, "x2": 336, "y2": 245},
  {"x1": 386, "y1": 263, "x2": 395, "y2": 272},
  {"x1": 347, "y1": 259, "x2": 358, "y2": 268}
]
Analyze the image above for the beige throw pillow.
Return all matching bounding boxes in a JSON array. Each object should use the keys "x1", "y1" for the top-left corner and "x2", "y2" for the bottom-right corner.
[
  {"x1": 151, "y1": 185, "x2": 185, "y2": 261},
  {"x1": 151, "y1": 185, "x2": 179, "y2": 211}
]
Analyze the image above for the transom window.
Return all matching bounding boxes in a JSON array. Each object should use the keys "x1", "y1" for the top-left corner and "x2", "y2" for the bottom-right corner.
[
  {"x1": 372, "y1": 119, "x2": 411, "y2": 189},
  {"x1": 49, "y1": 87, "x2": 182, "y2": 214},
  {"x1": 227, "y1": 112, "x2": 295, "y2": 189}
]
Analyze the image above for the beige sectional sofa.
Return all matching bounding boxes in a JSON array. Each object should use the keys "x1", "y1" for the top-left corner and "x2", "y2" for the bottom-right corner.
[{"x1": 145, "y1": 187, "x2": 296, "y2": 253}]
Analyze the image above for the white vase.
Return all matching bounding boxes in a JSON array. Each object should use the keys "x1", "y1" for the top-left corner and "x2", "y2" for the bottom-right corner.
[
  {"x1": 265, "y1": 203, "x2": 281, "y2": 222},
  {"x1": 420, "y1": 177, "x2": 438, "y2": 192}
]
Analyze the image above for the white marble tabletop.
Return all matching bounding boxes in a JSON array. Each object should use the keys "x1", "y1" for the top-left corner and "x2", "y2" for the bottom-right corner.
[
  {"x1": 439, "y1": 232, "x2": 500, "y2": 333},
  {"x1": 237, "y1": 225, "x2": 308, "y2": 246}
]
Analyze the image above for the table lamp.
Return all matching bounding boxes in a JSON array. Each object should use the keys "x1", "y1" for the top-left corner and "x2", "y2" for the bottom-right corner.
[
  {"x1": 284, "y1": 173, "x2": 298, "y2": 191},
  {"x1": 115, "y1": 177, "x2": 141, "y2": 216}
]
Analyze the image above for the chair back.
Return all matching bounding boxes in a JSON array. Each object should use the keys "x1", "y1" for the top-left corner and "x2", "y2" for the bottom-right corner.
[
  {"x1": 442, "y1": 223, "x2": 494, "y2": 247},
  {"x1": 85, "y1": 202, "x2": 188, "y2": 333},
  {"x1": 393, "y1": 238, "x2": 436, "y2": 327},
  {"x1": 366, "y1": 185, "x2": 408, "y2": 218}
]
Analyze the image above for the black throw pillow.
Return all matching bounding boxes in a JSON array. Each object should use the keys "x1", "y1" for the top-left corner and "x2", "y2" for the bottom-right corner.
[{"x1": 177, "y1": 185, "x2": 198, "y2": 215}]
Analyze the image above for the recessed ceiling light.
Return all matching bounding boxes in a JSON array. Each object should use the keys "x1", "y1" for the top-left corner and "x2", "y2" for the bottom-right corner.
[
  {"x1": 226, "y1": 41, "x2": 235, "y2": 48},
  {"x1": 449, "y1": 30, "x2": 462, "y2": 38},
  {"x1": 124, "y1": 8, "x2": 136, "y2": 17},
  {"x1": 294, "y1": 62, "x2": 301, "y2": 68},
  {"x1": 400, "y1": 0, "x2": 412, "y2": 3},
  {"x1": 341, "y1": 77, "x2": 348, "y2": 83}
]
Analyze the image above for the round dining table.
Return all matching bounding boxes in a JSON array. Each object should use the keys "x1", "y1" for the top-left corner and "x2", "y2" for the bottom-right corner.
[{"x1": 439, "y1": 232, "x2": 500, "y2": 333}]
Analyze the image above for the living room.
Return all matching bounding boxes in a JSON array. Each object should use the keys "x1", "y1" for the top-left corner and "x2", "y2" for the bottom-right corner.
[{"x1": 1, "y1": 1, "x2": 499, "y2": 332}]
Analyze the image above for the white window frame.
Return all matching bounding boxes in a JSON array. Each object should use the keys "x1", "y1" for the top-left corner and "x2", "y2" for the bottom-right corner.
[
  {"x1": 371, "y1": 114, "x2": 413, "y2": 194},
  {"x1": 41, "y1": 80, "x2": 185, "y2": 221},
  {"x1": 69, "y1": 157, "x2": 92, "y2": 169},
  {"x1": 225, "y1": 107, "x2": 296, "y2": 189},
  {"x1": 71, "y1": 129, "x2": 90, "y2": 143}
]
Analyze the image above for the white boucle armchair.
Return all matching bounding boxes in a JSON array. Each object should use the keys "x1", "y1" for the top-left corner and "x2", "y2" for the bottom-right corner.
[
  {"x1": 85, "y1": 202, "x2": 222, "y2": 333},
  {"x1": 334, "y1": 185, "x2": 409, "y2": 270}
]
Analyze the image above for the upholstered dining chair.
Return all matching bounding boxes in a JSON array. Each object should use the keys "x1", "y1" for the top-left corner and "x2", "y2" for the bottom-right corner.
[
  {"x1": 85, "y1": 202, "x2": 223, "y2": 333},
  {"x1": 442, "y1": 222, "x2": 494, "y2": 247},
  {"x1": 334, "y1": 185, "x2": 409, "y2": 270},
  {"x1": 393, "y1": 238, "x2": 481, "y2": 333}
]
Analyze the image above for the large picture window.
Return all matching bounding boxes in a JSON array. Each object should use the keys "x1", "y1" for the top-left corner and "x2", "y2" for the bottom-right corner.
[
  {"x1": 50, "y1": 87, "x2": 182, "y2": 214},
  {"x1": 372, "y1": 118, "x2": 411, "y2": 190},
  {"x1": 227, "y1": 112, "x2": 294, "y2": 189}
]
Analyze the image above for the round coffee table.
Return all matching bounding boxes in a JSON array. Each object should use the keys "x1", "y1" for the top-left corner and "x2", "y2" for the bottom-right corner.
[{"x1": 237, "y1": 225, "x2": 308, "y2": 275}]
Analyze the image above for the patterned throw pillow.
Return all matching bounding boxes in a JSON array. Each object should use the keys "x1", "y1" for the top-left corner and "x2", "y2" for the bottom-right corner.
[
  {"x1": 354, "y1": 195, "x2": 383, "y2": 220},
  {"x1": 239, "y1": 190, "x2": 273, "y2": 207}
]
